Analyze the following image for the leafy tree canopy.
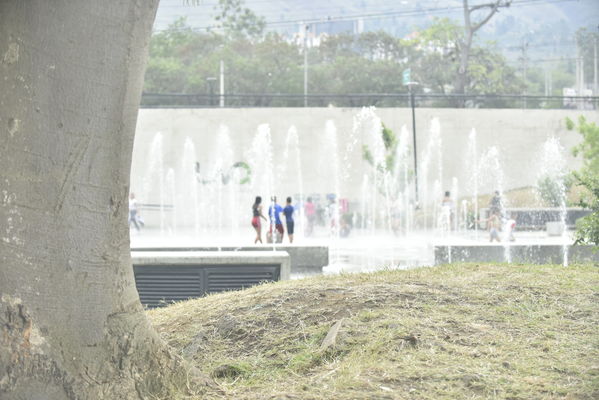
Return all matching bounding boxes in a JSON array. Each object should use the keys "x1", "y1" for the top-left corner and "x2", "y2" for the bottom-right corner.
[
  {"x1": 144, "y1": 15, "x2": 524, "y2": 106},
  {"x1": 567, "y1": 116, "x2": 599, "y2": 245}
]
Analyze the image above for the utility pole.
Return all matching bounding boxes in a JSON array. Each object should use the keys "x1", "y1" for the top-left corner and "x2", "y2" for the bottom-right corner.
[
  {"x1": 576, "y1": 39, "x2": 585, "y2": 109},
  {"x1": 544, "y1": 64, "x2": 549, "y2": 97},
  {"x1": 219, "y1": 60, "x2": 224, "y2": 108},
  {"x1": 303, "y1": 24, "x2": 309, "y2": 107},
  {"x1": 520, "y1": 40, "x2": 528, "y2": 109},
  {"x1": 594, "y1": 26, "x2": 598, "y2": 96}
]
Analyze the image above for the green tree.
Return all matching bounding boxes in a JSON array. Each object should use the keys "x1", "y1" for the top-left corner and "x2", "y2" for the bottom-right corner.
[
  {"x1": 569, "y1": 116, "x2": 599, "y2": 175},
  {"x1": 143, "y1": 15, "x2": 524, "y2": 106},
  {"x1": 361, "y1": 123, "x2": 405, "y2": 198},
  {"x1": 454, "y1": 0, "x2": 512, "y2": 97},
  {"x1": 567, "y1": 116, "x2": 599, "y2": 245},
  {"x1": 411, "y1": 18, "x2": 521, "y2": 104},
  {"x1": 215, "y1": 0, "x2": 266, "y2": 40}
]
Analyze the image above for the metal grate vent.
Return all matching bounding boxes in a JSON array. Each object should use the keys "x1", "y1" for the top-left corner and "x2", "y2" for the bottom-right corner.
[
  {"x1": 134, "y1": 264, "x2": 280, "y2": 308},
  {"x1": 134, "y1": 267, "x2": 201, "y2": 308},
  {"x1": 206, "y1": 267, "x2": 278, "y2": 293}
]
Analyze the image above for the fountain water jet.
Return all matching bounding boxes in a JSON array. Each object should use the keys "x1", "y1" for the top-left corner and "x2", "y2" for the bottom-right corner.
[
  {"x1": 536, "y1": 137, "x2": 569, "y2": 266},
  {"x1": 282, "y1": 126, "x2": 305, "y2": 238},
  {"x1": 142, "y1": 132, "x2": 166, "y2": 235},
  {"x1": 180, "y1": 137, "x2": 200, "y2": 238},
  {"x1": 466, "y1": 128, "x2": 479, "y2": 239}
]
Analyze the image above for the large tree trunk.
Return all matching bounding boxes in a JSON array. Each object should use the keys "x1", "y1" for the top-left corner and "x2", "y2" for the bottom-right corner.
[
  {"x1": 0, "y1": 1, "x2": 199, "y2": 398},
  {"x1": 455, "y1": 33, "x2": 472, "y2": 96},
  {"x1": 455, "y1": 0, "x2": 473, "y2": 97}
]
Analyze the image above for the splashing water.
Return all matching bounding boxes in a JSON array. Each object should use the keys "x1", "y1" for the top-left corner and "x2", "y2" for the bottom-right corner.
[
  {"x1": 536, "y1": 137, "x2": 569, "y2": 266},
  {"x1": 142, "y1": 132, "x2": 166, "y2": 235}
]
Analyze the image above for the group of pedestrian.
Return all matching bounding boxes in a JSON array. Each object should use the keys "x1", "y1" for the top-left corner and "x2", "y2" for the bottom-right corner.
[
  {"x1": 251, "y1": 196, "x2": 295, "y2": 244},
  {"x1": 480, "y1": 190, "x2": 516, "y2": 243},
  {"x1": 439, "y1": 189, "x2": 516, "y2": 242}
]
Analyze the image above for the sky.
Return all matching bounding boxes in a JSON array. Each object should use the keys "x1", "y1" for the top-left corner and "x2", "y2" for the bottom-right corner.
[{"x1": 154, "y1": 0, "x2": 599, "y2": 36}]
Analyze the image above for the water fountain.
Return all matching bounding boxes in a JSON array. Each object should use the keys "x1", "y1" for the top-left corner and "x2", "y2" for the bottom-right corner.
[
  {"x1": 131, "y1": 107, "x2": 592, "y2": 273},
  {"x1": 165, "y1": 168, "x2": 176, "y2": 236},
  {"x1": 451, "y1": 177, "x2": 459, "y2": 232},
  {"x1": 536, "y1": 137, "x2": 569, "y2": 266},
  {"x1": 180, "y1": 137, "x2": 200, "y2": 237},
  {"x1": 466, "y1": 128, "x2": 479, "y2": 239},
  {"x1": 142, "y1": 132, "x2": 166, "y2": 235},
  {"x1": 282, "y1": 126, "x2": 305, "y2": 238}
]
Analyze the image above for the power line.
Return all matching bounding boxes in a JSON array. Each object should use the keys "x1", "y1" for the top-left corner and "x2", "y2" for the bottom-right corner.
[{"x1": 154, "y1": 0, "x2": 581, "y2": 33}]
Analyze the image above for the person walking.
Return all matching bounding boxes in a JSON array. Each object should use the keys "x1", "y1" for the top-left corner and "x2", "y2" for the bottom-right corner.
[
  {"x1": 251, "y1": 196, "x2": 267, "y2": 244},
  {"x1": 283, "y1": 196, "x2": 295, "y2": 243},
  {"x1": 304, "y1": 196, "x2": 316, "y2": 236},
  {"x1": 268, "y1": 196, "x2": 284, "y2": 243},
  {"x1": 489, "y1": 190, "x2": 503, "y2": 216},
  {"x1": 128, "y1": 193, "x2": 141, "y2": 232}
]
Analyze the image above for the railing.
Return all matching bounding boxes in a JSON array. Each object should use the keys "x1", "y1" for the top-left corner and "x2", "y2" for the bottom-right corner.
[{"x1": 141, "y1": 92, "x2": 599, "y2": 110}]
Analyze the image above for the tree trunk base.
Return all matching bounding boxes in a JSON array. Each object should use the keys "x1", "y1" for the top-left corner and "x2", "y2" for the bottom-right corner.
[{"x1": 1, "y1": 295, "x2": 215, "y2": 399}]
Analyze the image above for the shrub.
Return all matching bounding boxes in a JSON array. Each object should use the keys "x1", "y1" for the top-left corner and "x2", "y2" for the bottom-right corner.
[{"x1": 567, "y1": 116, "x2": 599, "y2": 246}]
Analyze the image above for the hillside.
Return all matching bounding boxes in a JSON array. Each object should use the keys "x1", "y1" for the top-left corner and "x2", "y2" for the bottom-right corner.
[
  {"x1": 153, "y1": 0, "x2": 599, "y2": 64},
  {"x1": 148, "y1": 263, "x2": 599, "y2": 399}
]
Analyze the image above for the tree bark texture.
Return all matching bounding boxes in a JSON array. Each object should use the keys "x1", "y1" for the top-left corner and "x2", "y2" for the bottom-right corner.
[{"x1": 0, "y1": 1, "x2": 197, "y2": 399}]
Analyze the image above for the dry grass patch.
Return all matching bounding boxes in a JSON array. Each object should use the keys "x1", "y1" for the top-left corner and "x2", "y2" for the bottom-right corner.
[{"x1": 149, "y1": 264, "x2": 599, "y2": 399}]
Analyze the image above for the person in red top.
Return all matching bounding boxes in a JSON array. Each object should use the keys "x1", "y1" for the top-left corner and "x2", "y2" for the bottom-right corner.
[
  {"x1": 251, "y1": 196, "x2": 267, "y2": 244},
  {"x1": 304, "y1": 196, "x2": 316, "y2": 237}
]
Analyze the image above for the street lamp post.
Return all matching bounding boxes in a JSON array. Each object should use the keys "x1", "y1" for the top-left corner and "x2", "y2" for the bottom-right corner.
[
  {"x1": 219, "y1": 60, "x2": 225, "y2": 108},
  {"x1": 409, "y1": 83, "x2": 419, "y2": 206},
  {"x1": 403, "y1": 68, "x2": 419, "y2": 207},
  {"x1": 303, "y1": 24, "x2": 310, "y2": 107}
]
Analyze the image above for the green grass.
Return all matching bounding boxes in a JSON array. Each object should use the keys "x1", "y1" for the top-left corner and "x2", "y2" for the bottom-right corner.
[{"x1": 148, "y1": 264, "x2": 599, "y2": 399}]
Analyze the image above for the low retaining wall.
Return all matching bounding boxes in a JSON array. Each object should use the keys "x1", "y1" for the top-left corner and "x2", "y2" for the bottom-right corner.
[
  {"x1": 480, "y1": 208, "x2": 590, "y2": 230},
  {"x1": 131, "y1": 245, "x2": 328, "y2": 273},
  {"x1": 434, "y1": 244, "x2": 599, "y2": 265},
  {"x1": 132, "y1": 251, "x2": 290, "y2": 307}
]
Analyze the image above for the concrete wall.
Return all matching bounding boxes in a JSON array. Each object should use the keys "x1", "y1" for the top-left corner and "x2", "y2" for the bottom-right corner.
[
  {"x1": 132, "y1": 107, "x2": 598, "y2": 208},
  {"x1": 131, "y1": 245, "x2": 328, "y2": 272},
  {"x1": 435, "y1": 244, "x2": 599, "y2": 265}
]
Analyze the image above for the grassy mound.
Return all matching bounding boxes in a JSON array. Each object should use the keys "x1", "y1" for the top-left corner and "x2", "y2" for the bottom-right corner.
[{"x1": 148, "y1": 264, "x2": 599, "y2": 399}]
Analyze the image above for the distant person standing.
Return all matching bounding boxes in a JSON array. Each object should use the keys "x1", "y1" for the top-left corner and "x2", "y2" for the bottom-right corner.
[
  {"x1": 283, "y1": 196, "x2": 295, "y2": 243},
  {"x1": 128, "y1": 193, "x2": 141, "y2": 232},
  {"x1": 251, "y1": 196, "x2": 267, "y2": 244},
  {"x1": 504, "y1": 213, "x2": 517, "y2": 242},
  {"x1": 268, "y1": 196, "x2": 284, "y2": 243},
  {"x1": 327, "y1": 195, "x2": 338, "y2": 234},
  {"x1": 304, "y1": 197, "x2": 316, "y2": 236},
  {"x1": 486, "y1": 211, "x2": 502, "y2": 243},
  {"x1": 440, "y1": 190, "x2": 454, "y2": 230},
  {"x1": 489, "y1": 190, "x2": 503, "y2": 216}
]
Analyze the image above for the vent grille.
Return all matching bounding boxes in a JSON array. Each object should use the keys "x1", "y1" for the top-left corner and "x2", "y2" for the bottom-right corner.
[
  {"x1": 207, "y1": 268, "x2": 277, "y2": 293},
  {"x1": 134, "y1": 268, "x2": 201, "y2": 308},
  {"x1": 134, "y1": 264, "x2": 280, "y2": 308}
]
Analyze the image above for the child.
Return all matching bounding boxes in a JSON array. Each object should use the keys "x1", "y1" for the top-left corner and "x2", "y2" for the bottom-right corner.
[
  {"x1": 480, "y1": 211, "x2": 502, "y2": 243},
  {"x1": 283, "y1": 197, "x2": 295, "y2": 243}
]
